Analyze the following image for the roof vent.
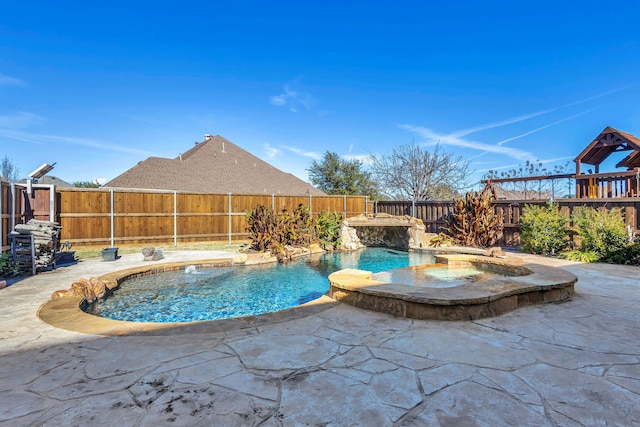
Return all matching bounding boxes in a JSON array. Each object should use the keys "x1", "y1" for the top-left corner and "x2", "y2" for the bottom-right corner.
[
  {"x1": 222, "y1": 142, "x2": 226, "y2": 153},
  {"x1": 204, "y1": 134, "x2": 213, "y2": 141}
]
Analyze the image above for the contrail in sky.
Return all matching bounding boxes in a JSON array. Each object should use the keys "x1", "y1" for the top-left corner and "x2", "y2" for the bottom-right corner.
[
  {"x1": 496, "y1": 110, "x2": 595, "y2": 146},
  {"x1": 0, "y1": 129, "x2": 153, "y2": 156},
  {"x1": 402, "y1": 84, "x2": 636, "y2": 161}
]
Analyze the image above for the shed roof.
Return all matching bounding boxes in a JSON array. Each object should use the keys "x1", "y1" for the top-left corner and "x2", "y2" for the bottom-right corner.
[{"x1": 105, "y1": 135, "x2": 325, "y2": 195}]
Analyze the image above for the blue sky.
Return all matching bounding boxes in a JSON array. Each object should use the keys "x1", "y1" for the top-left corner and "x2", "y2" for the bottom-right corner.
[{"x1": 1, "y1": 1, "x2": 639, "y2": 189}]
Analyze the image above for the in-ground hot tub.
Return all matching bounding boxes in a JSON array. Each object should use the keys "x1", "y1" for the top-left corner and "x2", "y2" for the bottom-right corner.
[{"x1": 328, "y1": 254, "x2": 577, "y2": 321}]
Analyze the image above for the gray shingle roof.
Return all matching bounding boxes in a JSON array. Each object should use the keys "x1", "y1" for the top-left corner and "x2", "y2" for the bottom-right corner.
[
  {"x1": 17, "y1": 175, "x2": 74, "y2": 188},
  {"x1": 104, "y1": 135, "x2": 325, "y2": 195}
]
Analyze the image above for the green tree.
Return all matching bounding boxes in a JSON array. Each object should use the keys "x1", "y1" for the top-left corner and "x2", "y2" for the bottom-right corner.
[
  {"x1": 1, "y1": 156, "x2": 20, "y2": 182},
  {"x1": 369, "y1": 144, "x2": 470, "y2": 201},
  {"x1": 308, "y1": 151, "x2": 379, "y2": 198}
]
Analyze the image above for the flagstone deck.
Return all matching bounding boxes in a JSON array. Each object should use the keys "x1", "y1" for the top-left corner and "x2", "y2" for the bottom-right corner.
[{"x1": 1, "y1": 250, "x2": 639, "y2": 425}]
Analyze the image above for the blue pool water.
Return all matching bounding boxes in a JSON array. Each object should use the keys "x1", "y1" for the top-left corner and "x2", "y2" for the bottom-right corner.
[{"x1": 89, "y1": 248, "x2": 435, "y2": 323}]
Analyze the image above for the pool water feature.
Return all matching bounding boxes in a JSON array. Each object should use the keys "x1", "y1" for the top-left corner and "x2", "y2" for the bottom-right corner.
[
  {"x1": 328, "y1": 254, "x2": 578, "y2": 321},
  {"x1": 373, "y1": 263, "x2": 515, "y2": 289},
  {"x1": 88, "y1": 248, "x2": 437, "y2": 323}
]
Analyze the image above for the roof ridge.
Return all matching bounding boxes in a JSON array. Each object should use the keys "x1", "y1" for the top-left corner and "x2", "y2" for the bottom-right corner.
[
  {"x1": 177, "y1": 135, "x2": 226, "y2": 160},
  {"x1": 104, "y1": 135, "x2": 326, "y2": 195}
]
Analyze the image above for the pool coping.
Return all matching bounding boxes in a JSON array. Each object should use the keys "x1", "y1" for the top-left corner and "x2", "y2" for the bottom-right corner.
[
  {"x1": 37, "y1": 257, "x2": 339, "y2": 336},
  {"x1": 328, "y1": 254, "x2": 578, "y2": 321}
]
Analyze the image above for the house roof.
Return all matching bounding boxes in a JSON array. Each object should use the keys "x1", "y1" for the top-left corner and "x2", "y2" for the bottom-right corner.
[
  {"x1": 574, "y1": 126, "x2": 640, "y2": 168},
  {"x1": 104, "y1": 135, "x2": 325, "y2": 195},
  {"x1": 17, "y1": 175, "x2": 74, "y2": 188}
]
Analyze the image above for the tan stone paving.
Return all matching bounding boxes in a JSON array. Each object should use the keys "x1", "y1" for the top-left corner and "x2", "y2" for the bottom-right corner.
[{"x1": 0, "y1": 250, "x2": 639, "y2": 426}]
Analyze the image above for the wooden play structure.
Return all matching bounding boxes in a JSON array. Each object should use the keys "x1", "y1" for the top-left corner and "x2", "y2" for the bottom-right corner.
[{"x1": 484, "y1": 126, "x2": 640, "y2": 199}]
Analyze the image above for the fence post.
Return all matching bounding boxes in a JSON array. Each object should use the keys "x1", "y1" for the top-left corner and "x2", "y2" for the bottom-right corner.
[
  {"x1": 10, "y1": 183, "x2": 15, "y2": 230},
  {"x1": 110, "y1": 188, "x2": 115, "y2": 247},
  {"x1": 343, "y1": 195, "x2": 347, "y2": 219},
  {"x1": 365, "y1": 196, "x2": 368, "y2": 215},
  {"x1": 49, "y1": 184, "x2": 55, "y2": 222},
  {"x1": 309, "y1": 193, "x2": 312, "y2": 215},
  {"x1": 228, "y1": 192, "x2": 232, "y2": 244},
  {"x1": 173, "y1": 191, "x2": 178, "y2": 247},
  {"x1": 0, "y1": 183, "x2": 3, "y2": 250},
  {"x1": 272, "y1": 194, "x2": 275, "y2": 210},
  {"x1": 412, "y1": 199, "x2": 415, "y2": 217}
]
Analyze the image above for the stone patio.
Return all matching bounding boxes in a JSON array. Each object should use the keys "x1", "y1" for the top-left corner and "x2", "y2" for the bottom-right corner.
[{"x1": 1, "y1": 250, "x2": 639, "y2": 425}]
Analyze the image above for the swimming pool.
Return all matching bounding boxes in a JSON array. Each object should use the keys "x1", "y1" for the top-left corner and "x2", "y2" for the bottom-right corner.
[{"x1": 88, "y1": 248, "x2": 437, "y2": 323}]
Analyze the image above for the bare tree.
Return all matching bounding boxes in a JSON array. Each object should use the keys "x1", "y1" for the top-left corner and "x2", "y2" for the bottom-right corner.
[
  {"x1": 484, "y1": 160, "x2": 572, "y2": 199},
  {"x1": 1, "y1": 156, "x2": 20, "y2": 182},
  {"x1": 369, "y1": 144, "x2": 471, "y2": 201}
]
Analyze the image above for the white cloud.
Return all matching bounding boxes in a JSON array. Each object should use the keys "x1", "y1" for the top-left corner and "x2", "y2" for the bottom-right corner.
[
  {"x1": 343, "y1": 153, "x2": 372, "y2": 165},
  {"x1": 400, "y1": 124, "x2": 534, "y2": 161},
  {"x1": 269, "y1": 79, "x2": 317, "y2": 113},
  {"x1": 0, "y1": 129, "x2": 153, "y2": 156},
  {"x1": 0, "y1": 73, "x2": 25, "y2": 86},
  {"x1": 283, "y1": 145, "x2": 322, "y2": 160},
  {"x1": 270, "y1": 85, "x2": 299, "y2": 112},
  {"x1": 264, "y1": 143, "x2": 280, "y2": 158},
  {"x1": 269, "y1": 91, "x2": 291, "y2": 107},
  {"x1": 0, "y1": 112, "x2": 46, "y2": 129}
]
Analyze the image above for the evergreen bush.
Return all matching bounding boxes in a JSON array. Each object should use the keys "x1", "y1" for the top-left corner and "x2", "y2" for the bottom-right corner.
[
  {"x1": 606, "y1": 236, "x2": 640, "y2": 265},
  {"x1": 571, "y1": 206, "x2": 629, "y2": 260},
  {"x1": 519, "y1": 202, "x2": 569, "y2": 256}
]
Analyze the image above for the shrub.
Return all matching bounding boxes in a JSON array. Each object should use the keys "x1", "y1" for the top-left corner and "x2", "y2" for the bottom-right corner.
[
  {"x1": 0, "y1": 252, "x2": 18, "y2": 278},
  {"x1": 280, "y1": 204, "x2": 315, "y2": 248},
  {"x1": 441, "y1": 185, "x2": 503, "y2": 248},
  {"x1": 559, "y1": 249, "x2": 600, "y2": 263},
  {"x1": 246, "y1": 204, "x2": 278, "y2": 252},
  {"x1": 606, "y1": 236, "x2": 640, "y2": 265},
  {"x1": 571, "y1": 206, "x2": 629, "y2": 260},
  {"x1": 315, "y1": 211, "x2": 343, "y2": 250},
  {"x1": 519, "y1": 202, "x2": 570, "y2": 256},
  {"x1": 246, "y1": 204, "x2": 342, "y2": 262}
]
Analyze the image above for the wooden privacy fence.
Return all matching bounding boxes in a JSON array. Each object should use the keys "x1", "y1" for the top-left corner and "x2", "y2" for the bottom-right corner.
[
  {"x1": 6, "y1": 185, "x2": 640, "y2": 250},
  {"x1": 1, "y1": 181, "x2": 11, "y2": 252},
  {"x1": 375, "y1": 199, "x2": 640, "y2": 247},
  {"x1": 56, "y1": 188, "x2": 372, "y2": 248}
]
